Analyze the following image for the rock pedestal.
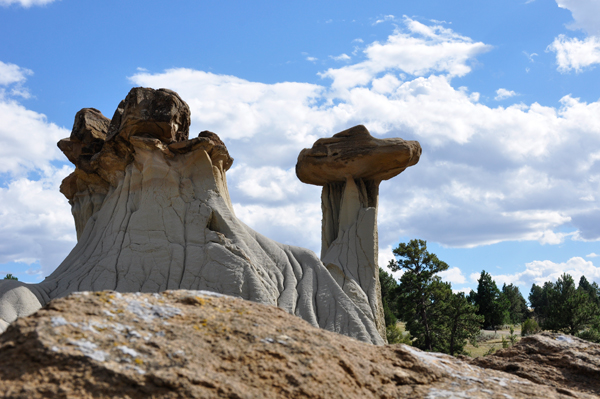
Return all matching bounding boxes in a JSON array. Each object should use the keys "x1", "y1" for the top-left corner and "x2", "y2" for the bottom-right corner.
[{"x1": 296, "y1": 125, "x2": 421, "y2": 341}]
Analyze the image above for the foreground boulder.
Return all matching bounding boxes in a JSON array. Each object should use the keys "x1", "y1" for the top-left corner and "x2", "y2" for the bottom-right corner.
[
  {"x1": 469, "y1": 332, "x2": 600, "y2": 397},
  {"x1": 0, "y1": 291, "x2": 592, "y2": 399}
]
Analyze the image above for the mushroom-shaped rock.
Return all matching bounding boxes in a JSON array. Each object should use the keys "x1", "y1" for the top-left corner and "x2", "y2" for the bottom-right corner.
[
  {"x1": 296, "y1": 125, "x2": 421, "y2": 185},
  {"x1": 296, "y1": 125, "x2": 421, "y2": 342},
  {"x1": 0, "y1": 89, "x2": 385, "y2": 345}
]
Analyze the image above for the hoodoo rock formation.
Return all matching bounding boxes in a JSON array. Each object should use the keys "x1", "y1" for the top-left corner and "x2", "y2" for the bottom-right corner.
[
  {"x1": 296, "y1": 125, "x2": 421, "y2": 342},
  {"x1": 0, "y1": 87, "x2": 421, "y2": 345}
]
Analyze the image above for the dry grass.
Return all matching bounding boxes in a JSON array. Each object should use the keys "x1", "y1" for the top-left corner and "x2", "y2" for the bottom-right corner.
[
  {"x1": 395, "y1": 322, "x2": 523, "y2": 358},
  {"x1": 465, "y1": 326, "x2": 522, "y2": 358}
]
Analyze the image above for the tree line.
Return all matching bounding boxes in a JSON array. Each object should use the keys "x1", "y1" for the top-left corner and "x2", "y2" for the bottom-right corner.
[{"x1": 381, "y1": 239, "x2": 600, "y2": 355}]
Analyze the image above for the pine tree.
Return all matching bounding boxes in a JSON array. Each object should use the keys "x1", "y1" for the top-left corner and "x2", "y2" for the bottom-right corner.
[
  {"x1": 502, "y1": 283, "x2": 528, "y2": 324},
  {"x1": 544, "y1": 274, "x2": 599, "y2": 335},
  {"x1": 388, "y1": 239, "x2": 482, "y2": 354},
  {"x1": 379, "y1": 267, "x2": 399, "y2": 326},
  {"x1": 388, "y1": 239, "x2": 449, "y2": 351},
  {"x1": 578, "y1": 276, "x2": 600, "y2": 306},
  {"x1": 529, "y1": 281, "x2": 552, "y2": 325},
  {"x1": 442, "y1": 291, "x2": 484, "y2": 356},
  {"x1": 472, "y1": 271, "x2": 508, "y2": 330}
]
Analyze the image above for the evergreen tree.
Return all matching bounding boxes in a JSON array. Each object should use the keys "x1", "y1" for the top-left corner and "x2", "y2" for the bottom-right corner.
[
  {"x1": 529, "y1": 281, "x2": 552, "y2": 325},
  {"x1": 388, "y1": 239, "x2": 449, "y2": 351},
  {"x1": 388, "y1": 239, "x2": 482, "y2": 354},
  {"x1": 442, "y1": 291, "x2": 484, "y2": 356},
  {"x1": 544, "y1": 273, "x2": 599, "y2": 335},
  {"x1": 379, "y1": 267, "x2": 399, "y2": 326},
  {"x1": 578, "y1": 276, "x2": 600, "y2": 306},
  {"x1": 472, "y1": 271, "x2": 508, "y2": 330},
  {"x1": 501, "y1": 283, "x2": 528, "y2": 324}
]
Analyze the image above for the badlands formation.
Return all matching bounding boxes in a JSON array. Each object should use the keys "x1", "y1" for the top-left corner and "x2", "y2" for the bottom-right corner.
[
  {"x1": 1, "y1": 88, "x2": 599, "y2": 398},
  {"x1": 0, "y1": 87, "x2": 421, "y2": 345}
]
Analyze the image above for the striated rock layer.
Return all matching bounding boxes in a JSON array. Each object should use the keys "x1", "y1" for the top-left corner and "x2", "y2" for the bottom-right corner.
[
  {"x1": 0, "y1": 290, "x2": 593, "y2": 399},
  {"x1": 0, "y1": 87, "x2": 413, "y2": 345}
]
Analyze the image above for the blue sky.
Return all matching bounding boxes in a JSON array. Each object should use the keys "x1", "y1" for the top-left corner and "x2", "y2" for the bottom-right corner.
[{"x1": 0, "y1": 0, "x2": 599, "y2": 298}]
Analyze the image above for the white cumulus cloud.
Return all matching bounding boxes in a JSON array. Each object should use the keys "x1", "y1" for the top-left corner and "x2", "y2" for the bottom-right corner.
[
  {"x1": 0, "y1": 99, "x2": 67, "y2": 175},
  {"x1": 548, "y1": 35, "x2": 600, "y2": 73},
  {"x1": 523, "y1": 51, "x2": 538, "y2": 63},
  {"x1": 0, "y1": 60, "x2": 74, "y2": 278},
  {"x1": 0, "y1": 61, "x2": 32, "y2": 86},
  {"x1": 0, "y1": 61, "x2": 33, "y2": 98},
  {"x1": 373, "y1": 15, "x2": 395, "y2": 25},
  {"x1": 319, "y1": 16, "x2": 492, "y2": 92},
  {"x1": 330, "y1": 53, "x2": 351, "y2": 61},
  {"x1": 0, "y1": 0, "x2": 57, "y2": 7},
  {"x1": 549, "y1": 0, "x2": 600, "y2": 72},
  {"x1": 492, "y1": 256, "x2": 600, "y2": 289},
  {"x1": 439, "y1": 267, "x2": 467, "y2": 284},
  {"x1": 494, "y1": 88, "x2": 517, "y2": 101},
  {"x1": 0, "y1": 166, "x2": 75, "y2": 278},
  {"x1": 556, "y1": 0, "x2": 600, "y2": 36}
]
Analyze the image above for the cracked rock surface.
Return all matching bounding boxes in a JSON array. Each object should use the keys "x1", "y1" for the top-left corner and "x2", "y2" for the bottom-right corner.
[
  {"x1": 0, "y1": 290, "x2": 592, "y2": 399},
  {"x1": 0, "y1": 87, "x2": 383, "y2": 345},
  {"x1": 468, "y1": 332, "x2": 600, "y2": 397}
]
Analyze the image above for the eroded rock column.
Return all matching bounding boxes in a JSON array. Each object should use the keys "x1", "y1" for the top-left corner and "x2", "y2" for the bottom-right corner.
[
  {"x1": 0, "y1": 89, "x2": 387, "y2": 345},
  {"x1": 296, "y1": 125, "x2": 421, "y2": 341}
]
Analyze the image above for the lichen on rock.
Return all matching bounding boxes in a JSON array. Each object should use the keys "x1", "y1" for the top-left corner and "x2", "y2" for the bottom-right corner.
[{"x1": 0, "y1": 290, "x2": 593, "y2": 399}]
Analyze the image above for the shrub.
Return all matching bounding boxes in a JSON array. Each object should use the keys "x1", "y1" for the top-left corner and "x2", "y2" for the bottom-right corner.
[
  {"x1": 484, "y1": 346, "x2": 497, "y2": 356},
  {"x1": 521, "y1": 318, "x2": 540, "y2": 336},
  {"x1": 576, "y1": 328, "x2": 600, "y2": 343},
  {"x1": 475, "y1": 331, "x2": 498, "y2": 343},
  {"x1": 386, "y1": 324, "x2": 412, "y2": 345},
  {"x1": 575, "y1": 318, "x2": 600, "y2": 343},
  {"x1": 508, "y1": 326, "x2": 518, "y2": 346},
  {"x1": 500, "y1": 327, "x2": 519, "y2": 349}
]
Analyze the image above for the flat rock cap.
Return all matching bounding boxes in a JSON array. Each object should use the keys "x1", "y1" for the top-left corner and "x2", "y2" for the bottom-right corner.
[{"x1": 296, "y1": 125, "x2": 421, "y2": 185}]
